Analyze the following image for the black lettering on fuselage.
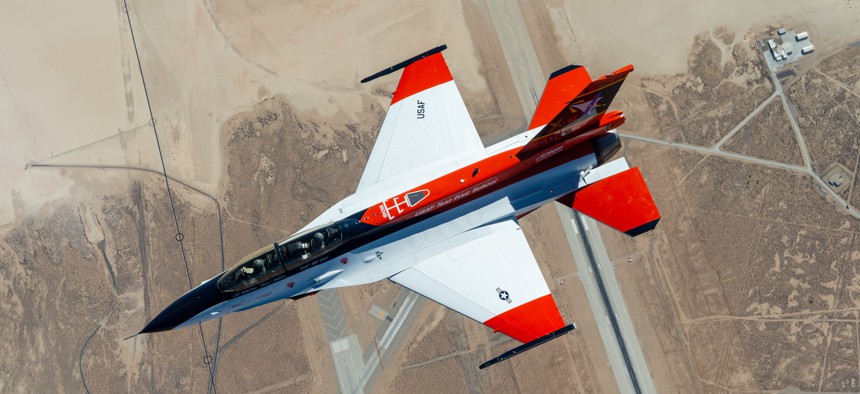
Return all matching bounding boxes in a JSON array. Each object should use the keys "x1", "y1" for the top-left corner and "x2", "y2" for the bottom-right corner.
[{"x1": 417, "y1": 100, "x2": 425, "y2": 119}]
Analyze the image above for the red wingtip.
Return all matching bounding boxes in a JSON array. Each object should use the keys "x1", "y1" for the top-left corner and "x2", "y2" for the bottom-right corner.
[
  {"x1": 390, "y1": 52, "x2": 453, "y2": 105},
  {"x1": 483, "y1": 294, "x2": 566, "y2": 343}
]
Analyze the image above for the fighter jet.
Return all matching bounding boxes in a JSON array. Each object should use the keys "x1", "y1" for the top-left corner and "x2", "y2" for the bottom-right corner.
[{"x1": 139, "y1": 45, "x2": 660, "y2": 368}]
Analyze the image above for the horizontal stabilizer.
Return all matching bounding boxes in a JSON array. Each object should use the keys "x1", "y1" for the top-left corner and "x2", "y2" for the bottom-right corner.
[{"x1": 558, "y1": 167, "x2": 660, "y2": 236}]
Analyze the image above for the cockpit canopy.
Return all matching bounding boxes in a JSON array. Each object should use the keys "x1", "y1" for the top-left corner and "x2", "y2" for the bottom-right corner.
[{"x1": 217, "y1": 219, "x2": 360, "y2": 293}]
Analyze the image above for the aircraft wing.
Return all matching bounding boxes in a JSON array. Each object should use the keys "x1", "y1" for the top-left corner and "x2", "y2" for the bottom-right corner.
[
  {"x1": 390, "y1": 218, "x2": 567, "y2": 343},
  {"x1": 357, "y1": 46, "x2": 486, "y2": 191}
]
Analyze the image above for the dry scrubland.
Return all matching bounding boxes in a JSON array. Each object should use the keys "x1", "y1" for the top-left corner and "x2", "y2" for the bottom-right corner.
[
  {"x1": 371, "y1": 22, "x2": 860, "y2": 393},
  {"x1": 789, "y1": 48, "x2": 860, "y2": 203},
  {"x1": 604, "y1": 35, "x2": 860, "y2": 392},
  {"x1": 3, "y1": 0, "x2": 860, "y2": 392},
  {"x1": 722, "y1": 99, "x2": 804, "y2": 166},
  {"x1": 630, "y1": 30, "x2": 775, "y2": 146}
]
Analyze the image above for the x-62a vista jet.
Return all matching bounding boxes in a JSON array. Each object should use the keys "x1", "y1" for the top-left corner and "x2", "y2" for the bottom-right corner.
[{"x1": 139, "y1": 45, "x2": 660, "y2": 368}]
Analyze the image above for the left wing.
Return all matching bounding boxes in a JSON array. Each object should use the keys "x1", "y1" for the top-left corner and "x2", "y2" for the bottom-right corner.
[
  {"x1": 390, "y1": 218, "x2": 566, "y2": 343},
  {"x1": 357, "y1": 46, "x2": 486, "y2": 191}
]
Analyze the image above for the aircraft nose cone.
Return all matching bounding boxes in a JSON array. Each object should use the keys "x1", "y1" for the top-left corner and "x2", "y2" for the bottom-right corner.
[
  {"x1": 140, "y1": 277, "x2": 224, "y2": 334},
  {"x1": 140, "y1": 311, "x2": 181, "y2": 334}
]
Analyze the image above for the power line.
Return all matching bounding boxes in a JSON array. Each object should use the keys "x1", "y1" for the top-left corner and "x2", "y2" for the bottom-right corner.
[{"x1": 120, "y1": 1, "x2": 218, "y2": 391}]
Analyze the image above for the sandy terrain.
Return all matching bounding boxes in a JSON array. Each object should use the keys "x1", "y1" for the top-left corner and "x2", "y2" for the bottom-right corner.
[
  {"x1": 0, "y1": 1, "x2": 151, "y2": 227},
  {"x1": 789, "y1": 53, "x2": 860, "y2": 195},
  {"x1": 0, "y1": 0, "x2": 532, "y2": 392},
  {"x1": 520, "y1": 0, "x2": 860, "y2": 391},
  {"x1": 542, "y1": 0, "x2": 860, "y2": 76},
  {"x1": 4, "y1": 0, "x2": 860, "y2": 393},
  {"x1": 591, "y1": 27, "x2": 860, "y2": 394}
]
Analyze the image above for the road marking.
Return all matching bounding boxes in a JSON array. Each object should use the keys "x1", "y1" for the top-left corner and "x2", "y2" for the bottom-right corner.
[
  {"x1": 380, "y1": 293, "x2": 417, "y2": 349},
  {"x1": 352, "y1": 292, "x2": 420, "y2": 393},
  {"x1": 330, "y1": 334, "x2": 366, "y2": 394}
]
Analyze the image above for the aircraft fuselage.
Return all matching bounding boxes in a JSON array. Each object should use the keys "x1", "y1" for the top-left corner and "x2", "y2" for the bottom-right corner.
[{"x1": 140, "y1": 125, "x2": 619, "y2": 334}]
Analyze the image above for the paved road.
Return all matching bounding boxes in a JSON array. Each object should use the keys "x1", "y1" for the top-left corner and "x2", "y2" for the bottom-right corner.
[
  {"x1": 351, "y1": 291, "x2": 421, "y2": 393},
  {"x1": 314, "y1": 284, "x2": 421, "y2": 393},
  {"x1": 573, "y1": 211, "x2": 656, "y2": 393},
  {"x1": 625, "y1": 45, "x2": 860, "y2": 222},
  {"x1": 619, "y1": 131, "x2": 860, "y2": 220},
  {"x1": 555, "y1": 205, "x2": 639, "y2": 394},
  {"x1": 317, "y1": 290, "x2": 367, "y2": 393},
  {"x1": 713, "y1": 93, "x2": 778, "y2": 148},
  {"x1": 760, "y1": 46, "x2": 812, "y2": 169},
  {"x1": 318, "y1": 290, "x2": 350, "y2": 342},
  {"x1": 484, "y1": 0, "x2": 544, "y2": 114},
  {"x1": 484, "y1": 1, "x2": 655, "y2": 393},
  {"x1": 618, "y1": 133, "x2": 808, "y2": 173}
]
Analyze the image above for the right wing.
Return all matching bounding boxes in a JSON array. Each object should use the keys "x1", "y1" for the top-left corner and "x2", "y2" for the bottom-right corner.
[{"x1": 390, "y1": 218, "x2": 566, "y2": 343}]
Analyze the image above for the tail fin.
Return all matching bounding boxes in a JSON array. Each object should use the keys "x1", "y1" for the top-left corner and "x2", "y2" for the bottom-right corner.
[
  {"x1": 519, "y1": 64, "x2": 634, "y2": 158},
  {"x1": 527, "y1": 65, "x2": 593, "y2": 132}
]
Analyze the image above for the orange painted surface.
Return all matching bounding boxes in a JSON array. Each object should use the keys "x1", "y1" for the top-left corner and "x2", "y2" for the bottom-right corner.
[
  {"x1": 567, "y1": 167, "x2": 661, "y2": 234},
  {"x1": 519, "y1": 64, "x2": 634, "y2": 157},
  {"x1": 528, "y1": 66, "x2": 592, "y2": 131},
  {"x1": 483, "y1": 294, "x2": 566, "y2": 343},
  {"x1": 599, "y1": 110, "x2": 625, "y2": 130},
  {"x1": 390, "y1": 52, "x2": 453, "y2": 105},
  {"x1": 359, "y1": 147, "x2": 521, "y2": 226}
]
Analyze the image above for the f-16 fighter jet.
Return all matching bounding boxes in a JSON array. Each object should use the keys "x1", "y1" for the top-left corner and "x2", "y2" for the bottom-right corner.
[{"x1": 139, "y1": 45, "x2": 660, "y2": 368}]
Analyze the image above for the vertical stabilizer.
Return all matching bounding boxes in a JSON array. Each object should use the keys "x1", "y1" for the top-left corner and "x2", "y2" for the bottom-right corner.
[{"x1": 518, "y1": 65, "x2": 633, "y2": 158}]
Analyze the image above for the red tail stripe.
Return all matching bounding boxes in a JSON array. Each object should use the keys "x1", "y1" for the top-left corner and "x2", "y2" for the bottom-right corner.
[{"x1": 528, "y1": 66, "x2": 592, "y2": 131}]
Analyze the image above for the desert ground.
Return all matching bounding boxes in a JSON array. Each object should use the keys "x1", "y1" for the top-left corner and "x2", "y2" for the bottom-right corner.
[{"x1": 2, "y1": 0, "x2": 860, "y2": 393}]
